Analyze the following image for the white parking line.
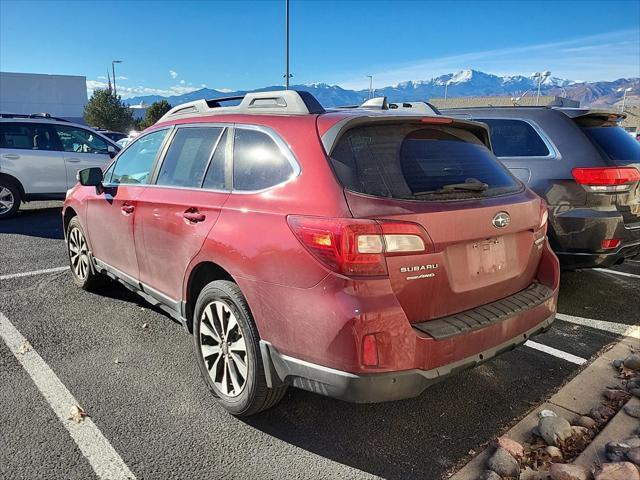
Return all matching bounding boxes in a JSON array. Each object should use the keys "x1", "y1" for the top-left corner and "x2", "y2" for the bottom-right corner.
[
  {"x1": 593, "y1": 268, "x2": 640, "y2": 280},
  {"x1": 524, "y1": 340, "x2": 587, "y2": 365},
  {"x1": 0, "y1": 266, "x2": 69, "y2": 281},
  {"x1": 0, "y1": 312, "x2": 136, "y2": 480},
  {"x1": 557, "y1": 313, "x2": 640, "y2": 338}
]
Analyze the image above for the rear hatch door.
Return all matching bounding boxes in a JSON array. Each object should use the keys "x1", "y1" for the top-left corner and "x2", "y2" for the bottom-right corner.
[{"x1": 326, "y1": 117, "x2": 547, "y2": 322}]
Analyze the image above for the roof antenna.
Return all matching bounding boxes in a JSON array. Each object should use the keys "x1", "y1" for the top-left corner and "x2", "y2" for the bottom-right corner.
[{"x1": 284, "y1": 0, "x2": 291, "y2": 89}]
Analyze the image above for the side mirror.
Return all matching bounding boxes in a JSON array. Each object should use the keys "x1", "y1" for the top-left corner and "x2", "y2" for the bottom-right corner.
[
  {"x1": 108, "y1": 145, "x2": 117, "y2": 158},
  {"x1": 77, "y1": 167, "x2": 103, "y2": 187}
]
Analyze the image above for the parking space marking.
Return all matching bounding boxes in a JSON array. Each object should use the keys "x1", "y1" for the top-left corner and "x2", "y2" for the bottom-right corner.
[
  {"x1": 524, "y1": 340, "x2": 587, "y2": 365},
  {"x1": 557, "y1": 313, "x2": 640, "y2": 338},
  {"x1": 0, "y1": 312, "x2": 136, "y2": 480},
  {"x1": 593, "y1": 268, "x2": 640, "y2": 280},
  {"x1": 0, "y1": 266, "x2": 69, "y2": 281}
]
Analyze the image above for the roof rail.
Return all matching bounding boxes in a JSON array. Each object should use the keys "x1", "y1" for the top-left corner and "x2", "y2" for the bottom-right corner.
[
  {"x1": 0, "y1": 112, "x2": 70, "y2": 122},
  {"x1": 159, "y1": 89, "x2": 325, "y2": 122},
  {"x1": 336, "y1": 97, "x2": 440, "y2": 116}
]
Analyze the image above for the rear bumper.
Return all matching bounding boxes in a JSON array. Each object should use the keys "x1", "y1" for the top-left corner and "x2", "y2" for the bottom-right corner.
[
  {"x1": 261, "y1": 314, "x2": 555, "y2": 403},
  {"x1": 556, "y1": 240, "x2": 640, "y2": 269},
  {"x1": 550, "y1": 207, "x2": 640, "y2": 269}
]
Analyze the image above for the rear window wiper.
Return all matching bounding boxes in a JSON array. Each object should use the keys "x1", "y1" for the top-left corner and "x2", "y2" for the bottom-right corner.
[{"x1": 413, "y1": 178, "x2": 489, "y2": 196}]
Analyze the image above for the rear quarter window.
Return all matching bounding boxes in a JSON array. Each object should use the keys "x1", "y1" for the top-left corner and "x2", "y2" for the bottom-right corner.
[
  {"x1": 479, "y1": 119, "x2": 551, "y2": 158},
  {"x1": 330, "y1": 124, "x2": 520, "y2": 201},
  {"x1": 581, "y1": 126, "x2": 640, "y2": 164}
]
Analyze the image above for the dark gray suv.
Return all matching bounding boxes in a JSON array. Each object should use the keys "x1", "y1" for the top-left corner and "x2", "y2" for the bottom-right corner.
[{"x1": 443, "y1": 107, "x2": 640, "y2": 269}]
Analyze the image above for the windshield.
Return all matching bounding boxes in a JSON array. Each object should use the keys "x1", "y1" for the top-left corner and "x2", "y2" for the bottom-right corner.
[
  {"x1": 582, "y1": 126, "x2": 640, "y2": 164},
  {"x1": 330, "y1": 124, "x2": 520, "y2": 200}
]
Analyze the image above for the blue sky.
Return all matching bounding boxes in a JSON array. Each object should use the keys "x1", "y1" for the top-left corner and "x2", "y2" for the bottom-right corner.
[{"x1": 1, "y1": 0, "x2": 639, "y2": 99}]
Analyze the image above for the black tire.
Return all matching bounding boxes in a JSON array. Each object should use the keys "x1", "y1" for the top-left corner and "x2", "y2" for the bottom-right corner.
[
  {"x1": 0, "y1": 178, "x2": 21, "y2": 219},
  {"x1": 66, "y1": 217, "x2": 104, "y2": 291},
  {"x1": 193, "y1": 280, "x2": 287, "y2": 416}
]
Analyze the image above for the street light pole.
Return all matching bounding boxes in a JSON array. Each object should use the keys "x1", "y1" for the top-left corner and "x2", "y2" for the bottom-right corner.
[
  {"x1": 619, "y1": 87, "x2": 632, "y2": 112},
  {"x1": 112, "y1": 60, "x2": 122, "y2": 96},
  {"x1": 367, "y1": 75, "x2": 373, "y2": 99},
  {"x1": 533, "y1": 71, "x2": 551, "y2": 106},
  {"x1": 444, "y1": 80, "x2": 450, "y2": 101},
  {"x1": 285, "y1": 0, "x2": 290, "y2": 89}
]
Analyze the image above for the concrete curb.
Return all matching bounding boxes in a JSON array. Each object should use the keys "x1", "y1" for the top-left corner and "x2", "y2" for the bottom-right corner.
[{"x1": 449, "y1": 334, "x2": 638, "y2": 480}]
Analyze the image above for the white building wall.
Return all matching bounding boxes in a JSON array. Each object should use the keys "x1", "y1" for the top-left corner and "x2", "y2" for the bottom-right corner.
[{"x1": 0, "y1": 72, "x2": 88, "y2": 122}]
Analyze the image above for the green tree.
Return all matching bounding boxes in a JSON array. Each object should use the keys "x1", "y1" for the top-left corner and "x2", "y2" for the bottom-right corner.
[
  {"x1": 138, "y1": 100, "x2": 172, "y2": 130},
  {"x1": 84, "y1": 89, "x2": 134, "y2": 132}
]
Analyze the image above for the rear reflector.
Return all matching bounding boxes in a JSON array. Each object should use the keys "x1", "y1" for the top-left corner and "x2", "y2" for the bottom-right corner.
[
  {"x1": 362, "y1": 334, "x2": 379, "y2": 367},
  {"x1": 601, "y1": 239, "x2": 621, "y2": 249},
  {"x1": 287, "y1": 216, "x2": 430, "y2": 276},
  {"x1": 572, "y1": 167, "x2": 640, "y2": 187}
]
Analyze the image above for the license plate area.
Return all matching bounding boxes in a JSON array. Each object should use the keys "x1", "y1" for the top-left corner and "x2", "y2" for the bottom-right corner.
[{"x1": 468, "y1": 237, "x2": 506, "y2": 277}]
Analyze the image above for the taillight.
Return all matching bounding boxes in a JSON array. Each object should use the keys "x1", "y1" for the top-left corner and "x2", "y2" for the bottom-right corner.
[
  {"x1": 287, "y1": 216, "x2": 429, "y2": 276},
  {"x1": 601, "y1": 239, "x2": 621, "y2": 249},
  {"x1": 362, "y1": 334, "x2": 379, "y2": 366},
  {"x1": 572, "y1": 167, "x2": 640, "y2": 192}
]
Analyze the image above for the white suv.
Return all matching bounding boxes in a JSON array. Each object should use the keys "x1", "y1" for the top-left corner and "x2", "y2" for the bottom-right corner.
[{"x1": 0, "y1": 115, "x2": 119, "y2": 218}]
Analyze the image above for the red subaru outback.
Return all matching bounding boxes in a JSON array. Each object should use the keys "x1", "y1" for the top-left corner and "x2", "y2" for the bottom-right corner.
[{"x1": 63, "y1": 90, "x2": 560, "y2": 416}]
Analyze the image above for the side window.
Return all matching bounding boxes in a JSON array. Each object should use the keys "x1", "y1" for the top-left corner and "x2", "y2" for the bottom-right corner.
[
  {"x1": 233, "y1": 128, "x2": 294, "y2": 191},
  {"x1": 481, "y1": 119, "x2": 551, "y2": 158},
  {"x1": 110, "y1": 129, "x2": 169, "y2": 185},
  {"x1": 203, "y1": 129, "x2": 229, "y2": 190},
  {"x1": 54, "y1": 125, "x2": 109, "y2": 154},
  {"x1": 0, "y1": 122, "x2": 57, "y2": 150},
  {"x1": 156, "y1": 126, "x2": 223, "y2": 188}
]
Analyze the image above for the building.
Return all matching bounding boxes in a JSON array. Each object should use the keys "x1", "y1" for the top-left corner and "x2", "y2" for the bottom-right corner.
[
  {"x1": 0, "y1": 72, "x2": 88, "y2": 123},
  {"x1": 127, "y1": 102, "x2": 150, "y2": 120},
  {"x1": 431, "y1": 95, "x2": 579, "y2": 110},
  {"x1": 621, "y1": 105, "x2": 639, "y2": 134}
]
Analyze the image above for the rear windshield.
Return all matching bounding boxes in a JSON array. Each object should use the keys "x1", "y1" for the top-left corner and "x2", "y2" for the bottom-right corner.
[
  {"x1": 581, "y1": 126, "x2": 640, "y2": 164},
  {"x1": 330, "y1": 124, "x2": 521, "y2": 201}
]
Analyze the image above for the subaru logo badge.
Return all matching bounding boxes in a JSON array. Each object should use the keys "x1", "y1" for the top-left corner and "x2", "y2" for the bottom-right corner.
[{"x1": 492, "y1": 212, "x2": 510, "y2": 228}]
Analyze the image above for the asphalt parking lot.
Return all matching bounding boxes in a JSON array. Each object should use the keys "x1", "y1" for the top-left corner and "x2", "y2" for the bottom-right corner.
[{"x1": 1, "y1": 202, "x2": 639, "y2": 480}]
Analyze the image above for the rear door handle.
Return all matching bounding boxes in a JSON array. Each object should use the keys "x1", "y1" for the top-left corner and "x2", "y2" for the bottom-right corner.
[
  {"x1": 67, "y1": 158, "x2": 81, "y2": 163},
  {"x1": 121, "y1": 205, "x2": 135, "y2": 215},
  {"x1": 183, "y1": 210, "x2": 206, "y2": 223},
  {"x1": 1, "y1": 154, "x2": 20, "y2": 160}
]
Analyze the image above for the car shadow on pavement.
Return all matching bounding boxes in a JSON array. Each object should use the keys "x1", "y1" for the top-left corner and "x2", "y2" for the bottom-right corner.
[
  {"x1": 243, "y1": 350, "x2": 576, "y2": 480},
  {"x1": 0, "y1": 206, "x2": 64, "y2": 240}
]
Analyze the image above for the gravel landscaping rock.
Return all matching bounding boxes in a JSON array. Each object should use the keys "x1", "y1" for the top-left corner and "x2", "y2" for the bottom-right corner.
[
  {"x1": 623, "y1": 353, "x2": 640, "y2": 371},
  {"x1": 630, "y1": 388, "x2": 640, "y2": 399},
  {"x1": 577, "y1": 416, "x2": 597, "y2": 430},
  {"x1": 589, "y1": 404, "x2": 616, "y2": 424},
  {"x1": 605, "y1": 441, "x2": 631, "y2": 462},
  {"x1": 594, "y1": 461, "x2": 640, "y2": 480},
  {"x1": 549, "y1": 463, "x2": 591, "y2": 480},
  {"x1": 539, "y1": 416, "x2": 573, "y2": 446},
  {"x1": 497, "y1": 436, "x2": 524, "y2": 460},
  {"x1": 479, "y1": 470, "x2": 502, "y2": 480},
  {"x1": 625, "y1": 436, "x2": 640, "y2": 448},
  {"x1": 627, "y1": 447, "x2": 640, "y2": 465},
  {"x1": 612, "y1": 359, "x2": 623, "y2": 369},
  {"x1": 538, "y1": 409, "x2": 558, "y2": 419},
  {"x1": 602, "y1": 389, "x2": 630, "y2": 402},
  {"x1": 544, "y1": 445, "x2": 563, "y2": 462},
  {"x1": 487, "y1": 447, "x2": 520, "y2": 479},
  {"x1": 624, "y1": 405, "x2": 640, "y2": 419}
]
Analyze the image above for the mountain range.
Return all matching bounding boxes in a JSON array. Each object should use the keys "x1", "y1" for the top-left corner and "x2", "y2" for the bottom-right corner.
[{"x1": 123, "y1": 69, "x2": 639, "y2": 109}]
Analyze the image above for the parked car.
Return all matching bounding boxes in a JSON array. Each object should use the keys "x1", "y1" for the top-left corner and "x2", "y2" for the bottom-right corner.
[
  {"x1": 0, "y1": 115, "x2": 120, "y2": 218},
  {"x1": 63, "y1": 90, "x2": 560, "y2": 416},
  {"x1": 95, "y1": 129, "x2": 129, "y2": 143},
  {"x1": 443, "y1": 107, "x2": 640, "y2": 269}
]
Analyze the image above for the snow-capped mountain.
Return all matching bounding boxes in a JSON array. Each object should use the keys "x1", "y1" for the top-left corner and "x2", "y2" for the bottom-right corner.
[{"x1": 121, "y1": 69, "x2": 637, "y2": 108}]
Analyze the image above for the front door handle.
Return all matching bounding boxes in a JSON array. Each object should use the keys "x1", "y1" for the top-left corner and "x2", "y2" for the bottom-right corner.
[
  {"x1": 121, "y1": 204, "x2": 135, "y2": 215},
  {"x1": 183, "y1": 210, "x2": 206, "y2": 223},
  {"x1": 67, "y1": 158, "x2": 81, "y2": 163},
  {"x1": 1, "y1": 154, "x2": 20, "y2": 160}
]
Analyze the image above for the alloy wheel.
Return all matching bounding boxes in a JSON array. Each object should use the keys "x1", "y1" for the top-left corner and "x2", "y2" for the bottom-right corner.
[
  {"x1": 199, "y1": 300, "x2": 248, "y2": 398},
  {"x1": 0, "y1": 187, "x2": 14, "y2": 215},
  {"x1": 68, "y1": 227, "x2": 90, "y2": 280}
]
